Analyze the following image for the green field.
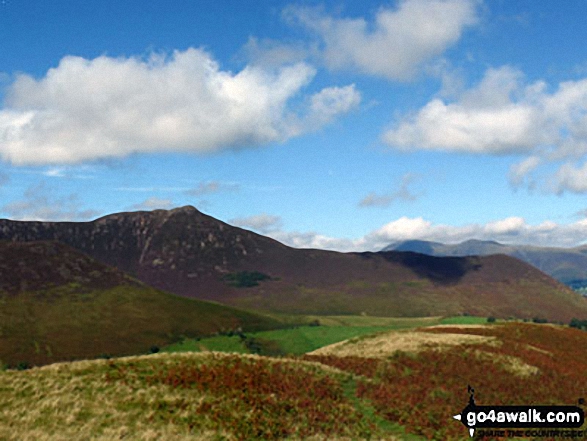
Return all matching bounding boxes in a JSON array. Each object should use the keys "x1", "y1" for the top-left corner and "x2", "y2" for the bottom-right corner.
[{"x1": 162, "y1": 315, "x2": 475, "y2": 356}]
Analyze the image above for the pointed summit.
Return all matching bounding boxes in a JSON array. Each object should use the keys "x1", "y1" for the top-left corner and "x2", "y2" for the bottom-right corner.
[{"x1": 169, "y1": 205, "x2": 199, "y2": 213}]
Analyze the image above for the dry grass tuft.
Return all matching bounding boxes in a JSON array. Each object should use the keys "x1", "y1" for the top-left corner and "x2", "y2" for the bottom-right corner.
[
  {"x1": 470, "y1": 349, "x2": 539, "y2": 377},
  {"x1": 309, "y1": 329, "x2": 497, "y2": 357}
]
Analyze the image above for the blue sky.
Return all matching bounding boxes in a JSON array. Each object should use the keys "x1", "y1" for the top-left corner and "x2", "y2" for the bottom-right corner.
[{"x1": 2, "y1": 0, "x2": 587, "y2": 251}]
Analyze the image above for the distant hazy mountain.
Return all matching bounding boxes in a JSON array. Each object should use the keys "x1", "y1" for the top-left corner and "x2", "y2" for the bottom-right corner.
[
  {"x1": 383, "y1": 239, "x2": 587, "y2": 287},
  {"x1": 1, "y1": 207, "x2": 586, "y2": 322}
]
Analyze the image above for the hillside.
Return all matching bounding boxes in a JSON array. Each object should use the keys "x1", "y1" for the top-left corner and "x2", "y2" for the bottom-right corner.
[
  {"x1": 0, "y1": 241, "x2": 282, "y2": 367},
  {"x1": 1, "y1": 207, "x2": 586, "y2": 322},
  {"x1": 383, "y1": 239, "x2": 587, "y2": 288},
  {"x1": 305, "y1": 322, "x2": 587, "y2": 439},
  {"x1": 1, "y1": 322, "x2": 586, "y2": 440}
]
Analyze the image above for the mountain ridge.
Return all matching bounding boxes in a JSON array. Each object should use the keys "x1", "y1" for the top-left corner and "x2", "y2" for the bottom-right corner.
[
  {"x1": 382, "y1": 238, "x2": 587, "y2": 287},
  {"x1": 1, "y1": 207, "x2": 586, "y2": 321}
]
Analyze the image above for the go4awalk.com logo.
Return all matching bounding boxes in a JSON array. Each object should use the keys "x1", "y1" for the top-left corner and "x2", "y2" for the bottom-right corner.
[{"x1": 453, "y1": 386, "x2": 586, "y2": 438}]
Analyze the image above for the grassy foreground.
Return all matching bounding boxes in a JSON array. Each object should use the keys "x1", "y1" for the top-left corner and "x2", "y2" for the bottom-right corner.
[
  {"x1": 0, "y1": 352, "x2": 398, "y2": 441},
  {"x1": 2, "y1": 319, "x2": 585, "y2": 440}
]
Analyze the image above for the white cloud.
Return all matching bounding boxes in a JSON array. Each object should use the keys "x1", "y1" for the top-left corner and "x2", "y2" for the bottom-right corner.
[
  {"x1": 242, "y1": 37, "x2": 313, "y2": 68},
  {"x1": 359, "y1": 173, "x2": 418, "y2": 207},
  {"x1": 230, "y1": 214, "x2": 283, "y2": 234},
  {"x1": 552, "y1": 162, "x2": 587, "y2": 194},
  {"x1": 383, "y1": 66, "x2": 551, "y2": 153},
  {"x1": 131, "y1": 197, "x2": 175, "y2": 211},
  {"x1": 383, "y1": 65, "x2": 587, "y2": 193},
  {"x1": 0, "y1": 49, "x2": 359, "y2": 165},
  {"x1": 307, "y1": 84, "x2": 361, "y2": 128},
  {"x1": 366, "y1": 217, "x2": 433, "y2": 245},
  {"x1": 509, "y1": 156, "x2": 541, "y2": 188},
  {"x1": 365, "y1": 216, "x2": 587, "y2": 250},
  {"x1": 1, "y1": 183, "x2": 100, "y2": 221},
  {"x1": 268, "y1": 230, "x2": 361, "y2": 252},
  {"x1": 43, "y1": 167, "x2": 66, "y2": 177},
  {"x1": 483, "y1": 217, "x2": 525, "y2": 235},
  {"x1": 261, "y1": 215, "x2": 587, "y2": 252},
  {"x1": 286, "y1": 0, "x2": 479, "y2": 80}
]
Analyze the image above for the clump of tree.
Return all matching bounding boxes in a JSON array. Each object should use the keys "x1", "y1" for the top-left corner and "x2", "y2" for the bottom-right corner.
[
  {"x1": 532, "y1": 317, "x2": 548, "y2": 324},
  {"x1": 243, "y1": 337, "x2": 284, "y2": 356},
  {"x1": 222, "y1": 271, "x2": 271, "y2": 288},
  {"x1": 486, "y1": 316, "x2": 496, "y2": 323},
  {"x1": 569, "y1": 318, "x2": 587, "y2": 330}
]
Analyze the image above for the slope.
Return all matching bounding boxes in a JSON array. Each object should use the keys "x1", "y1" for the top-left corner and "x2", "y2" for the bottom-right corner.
[{"x1": 0, "y1": 241, "x2": 282, "y2": 367}]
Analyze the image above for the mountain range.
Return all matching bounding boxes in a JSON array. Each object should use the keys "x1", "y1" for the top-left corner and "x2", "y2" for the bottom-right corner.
[
  {"x1": 1, "y1": 206, "x2": 586, "y2": 324},
  {"x1": 382, "y1": 239, "x2": 587, "y2": 288}
]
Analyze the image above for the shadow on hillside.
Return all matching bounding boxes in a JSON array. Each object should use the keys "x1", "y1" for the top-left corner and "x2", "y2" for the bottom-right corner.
[{"x1": 371, "y1": 251, "x2": 482, "y2": 284}]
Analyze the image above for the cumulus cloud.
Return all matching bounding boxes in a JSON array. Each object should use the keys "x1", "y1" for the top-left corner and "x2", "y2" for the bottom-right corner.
[
  {"x1": 230, "y1": 214, "x2": 283, "y2": 234},
  {"x1": 268, "y1": 230, "x2": 360, "y2": 251},
  {"x1": 1, "y1": 183, "x2": 100, "y2": 221},
  {"x1": 307, "y1": 84, "x2": 361, "y2": 128},
  {"x1": 383, "y1": 65, "x2": 587, "y2": 193},
  {"x1": 260, "y1": 215, "x2": 587, "y2": 252},
  {"x1": 359, "y1": 173, "x2": 418, "y2": 207},
  {"x1": 285, "y1": 0, "x2": 480, "y2": 80},
  {"x1": 383, "y1": 66, "x2": 552, "y2": 153},
  {"x1": 551, "y1": 162, "x2": 587, "y2": 194},
  {"x1": 131, "y1": 197, "x2": 175, "y2": 211},
  {"x1": 0, "y1": 48, "x2": 360, "y2": 165},
  {"x1": 242, "y1": 37, "x2": 313, "y2": 68},
  {"x1": 363, "y1": 216, "x2": 587, "y2": 250}
]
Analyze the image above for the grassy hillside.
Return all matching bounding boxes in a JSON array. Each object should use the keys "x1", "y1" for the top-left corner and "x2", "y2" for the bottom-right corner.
[
  {"x1": 0, "y1": 241, "x2": 283, "y2": 368},
  {"x1": 219, "y1": 253, "x2": 587, "y2": 322},
  {"x1": 0, "y1": 284, "x2": 283, "y2": 368},
  {"x1": 306, "y1": 322, "x2": 587, "y2": 439},
  {"x1": 0, "y1": 352, "x2": 395, "y2": 441},
  {"x1": 2, "y1": 322, "x2": 586, "y2": 440}
]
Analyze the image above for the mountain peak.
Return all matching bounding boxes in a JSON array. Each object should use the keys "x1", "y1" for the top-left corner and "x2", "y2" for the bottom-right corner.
[{"x1": 168, "y1": 205, "x2": 199, "y2": 213}]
